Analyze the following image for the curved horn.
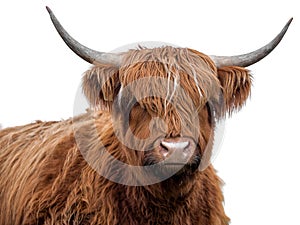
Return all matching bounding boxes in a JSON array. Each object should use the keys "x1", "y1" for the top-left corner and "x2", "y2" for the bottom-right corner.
[
  {"x1": 210, "y1": 18, "x2": 293, "y2": 68},
  {"x1": 46, "y1": 6, "x2": 121, "y2": 65}
]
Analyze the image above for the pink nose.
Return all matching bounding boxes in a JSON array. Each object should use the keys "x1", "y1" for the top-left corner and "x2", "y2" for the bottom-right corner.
[{"x1": 159, "y1": 137, "x2": 196, "y2": 161}]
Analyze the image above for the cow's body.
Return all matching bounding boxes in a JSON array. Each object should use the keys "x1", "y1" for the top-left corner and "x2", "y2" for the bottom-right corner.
[{"x1": 0, "y1": 111, "x2": 228, "y2": 225}]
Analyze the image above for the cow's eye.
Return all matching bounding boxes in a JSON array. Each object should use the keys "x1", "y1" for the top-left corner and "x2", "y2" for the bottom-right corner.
[{"x1": 129, "y1": 103, "x2": 152, "y2": 139}]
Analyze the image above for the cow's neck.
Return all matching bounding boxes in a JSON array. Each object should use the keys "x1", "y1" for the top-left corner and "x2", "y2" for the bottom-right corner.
[{"x1": 112, "y1": 175, "x2": 200, "y2": 224}]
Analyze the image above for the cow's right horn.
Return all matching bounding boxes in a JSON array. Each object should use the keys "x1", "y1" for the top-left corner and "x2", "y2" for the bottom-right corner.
[
  {"x1": 46, "y1": 6, "x2": 121, "y2": 66},
  {"x1": 210, "y1": 18, "x2": 293, "y2": 68}
]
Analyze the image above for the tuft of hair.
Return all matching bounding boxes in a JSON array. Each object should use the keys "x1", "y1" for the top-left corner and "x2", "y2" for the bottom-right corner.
[
  {"x1": 82, "y1": 46, "x2": 222, "y2": 115},
  {"x1": 82, "y1": 46, "x2": 252, "y2": 121},
  {"x1": 217, "y1": 66, "x2": 252, "y2": 116}
]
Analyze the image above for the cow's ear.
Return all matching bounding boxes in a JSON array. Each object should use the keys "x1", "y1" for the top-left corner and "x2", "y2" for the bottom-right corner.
[
  {"x1": 82, "y1": 65, "x2": 120, "y2": 110},
  {"x1": 217, "y1": 66, "x2": 252, "y2": 115}
]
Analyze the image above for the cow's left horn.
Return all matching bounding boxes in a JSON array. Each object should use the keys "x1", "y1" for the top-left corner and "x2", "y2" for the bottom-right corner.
[
  {"x1": 210, "y1": 18, "x2": 293, "y2": 68},
  {"x1": 46, "y1": 6, "x2": 121, "y2": 65}
]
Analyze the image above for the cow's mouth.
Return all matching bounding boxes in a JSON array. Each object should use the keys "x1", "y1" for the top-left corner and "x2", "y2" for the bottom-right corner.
[
  {"x1": 164, "y1": 154, "x2": 201, "y2": 174},
  {"x1": 143, "y1": 152, "x2": 201, "y2": 179}
]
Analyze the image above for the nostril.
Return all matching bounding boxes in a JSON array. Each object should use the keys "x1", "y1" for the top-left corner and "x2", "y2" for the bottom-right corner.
[{"x1": 159, "y1": 142, "x2": 169, "y2": 158}]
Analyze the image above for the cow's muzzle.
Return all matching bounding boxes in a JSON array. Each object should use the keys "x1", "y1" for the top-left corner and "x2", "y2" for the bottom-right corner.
[
  {"x1": 158, "y1": 137, "x2": 201, "y2": 174},
  {"x1": 159, "y1": 137, "x2": 196, "y2": 163}
]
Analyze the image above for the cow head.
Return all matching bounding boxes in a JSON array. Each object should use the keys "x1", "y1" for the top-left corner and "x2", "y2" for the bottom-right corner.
[{"x1": 46, "y1": 7, "x2": 292, "y2": 185}]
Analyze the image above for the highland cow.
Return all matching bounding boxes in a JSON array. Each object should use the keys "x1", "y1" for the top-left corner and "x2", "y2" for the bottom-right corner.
[{"x1": 0, "y1": 7, "x2": 292, "y2": 225}]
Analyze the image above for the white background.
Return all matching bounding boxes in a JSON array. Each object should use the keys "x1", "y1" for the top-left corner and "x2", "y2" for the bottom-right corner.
[{"x1": 0, "y1": 1, "x2": 299, "y2": 224}]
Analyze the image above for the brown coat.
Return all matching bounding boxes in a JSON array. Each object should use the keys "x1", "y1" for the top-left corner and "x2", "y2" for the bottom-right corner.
[{"x1": 0, "y1": 47, "x2": 252, "y2": 225}]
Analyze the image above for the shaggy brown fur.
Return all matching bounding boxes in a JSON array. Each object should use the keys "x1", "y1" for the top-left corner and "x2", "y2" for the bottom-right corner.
[{"x1": 0, "y1": 46, "x2": 251, "y2": 225}]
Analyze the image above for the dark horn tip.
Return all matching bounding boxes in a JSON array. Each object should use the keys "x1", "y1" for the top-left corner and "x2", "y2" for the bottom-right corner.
[
  {"x1": 287, "y1": 17, "x2": 294, "y2": 26},
  {"x1": 287, "y1": 17, "x2": 293, "y2": 27},
  {"x1": 45, "y1": 6, "x2": 52, "y2": 14},
  {"x1": 280, "y1": 17, "x2": 293, "y2": 40}
]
